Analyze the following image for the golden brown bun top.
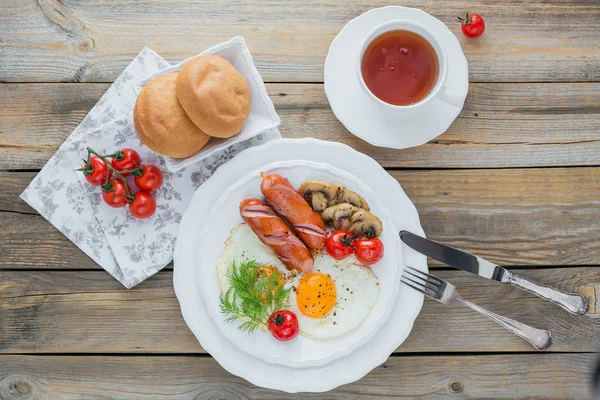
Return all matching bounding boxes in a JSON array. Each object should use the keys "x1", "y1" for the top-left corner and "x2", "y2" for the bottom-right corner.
[
  {"x1": 133, "y1": 72, "x2": 211, "y2": 158},
  {"x1": 176, "y1": 55, "x2": 251, "y2": 138}
]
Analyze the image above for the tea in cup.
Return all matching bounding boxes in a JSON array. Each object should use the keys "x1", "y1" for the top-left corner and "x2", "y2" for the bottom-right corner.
[{"x1": 358, "y1": 20, "x2": 462, "y2": 109}]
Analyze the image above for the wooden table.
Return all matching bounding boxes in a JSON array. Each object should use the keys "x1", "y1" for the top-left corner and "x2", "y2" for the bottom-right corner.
[{"x1": 1, "y1": 1, "x2": 599, "y2": 398}]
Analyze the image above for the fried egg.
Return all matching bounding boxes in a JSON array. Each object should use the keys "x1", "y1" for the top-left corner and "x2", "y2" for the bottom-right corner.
[
  {"x1": 288, "y1": 254, "x2": 380, "y2": 339},
  {"x1": 217, "y1": 223, "x2": 380, "y2": 339}
]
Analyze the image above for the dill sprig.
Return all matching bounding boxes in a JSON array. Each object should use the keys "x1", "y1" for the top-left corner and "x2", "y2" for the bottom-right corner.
[{"x1": 219, "y1": 260, "x2": 291, "y2": 333}]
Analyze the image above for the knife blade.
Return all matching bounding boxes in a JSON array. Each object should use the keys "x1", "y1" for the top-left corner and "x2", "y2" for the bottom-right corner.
[
  {"x1": 399, "y1": 230, "x2": 509, "y2": 282},
  {"x1": 399, "y1": 230, "x2": 589, "y2": 315}
]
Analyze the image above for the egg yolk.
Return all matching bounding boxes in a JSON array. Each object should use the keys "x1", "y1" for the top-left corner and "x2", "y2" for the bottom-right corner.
[
  {"x1": 296, "y1": 272, "x2": 336, "y2": 318},
  {"x1": 256, "y1": 265, "x2": 285, "y2": 303}
]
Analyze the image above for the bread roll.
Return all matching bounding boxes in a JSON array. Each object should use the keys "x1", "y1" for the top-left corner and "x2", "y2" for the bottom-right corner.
[
  {"x1": 134, "y1": 72, "x2": 211, "y2": 158},
  {"x1": 176, "y1": 55, "x2": 250, "y2": 138}
]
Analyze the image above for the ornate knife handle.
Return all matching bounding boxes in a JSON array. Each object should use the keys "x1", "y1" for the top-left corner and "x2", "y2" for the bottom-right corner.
[
  {"x1": 506, "y1": 272, "x2": 588, "y2": 315},
  {"x1": 457, "y1": 296, "x2": 552, "y2": 351}
]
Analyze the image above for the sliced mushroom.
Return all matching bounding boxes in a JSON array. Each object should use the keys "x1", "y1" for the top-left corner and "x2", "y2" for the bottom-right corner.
[
  {"x1": 331, "y1": 188, "x2": 370, "y2": 211},
  {"x1": 322, "y1": 203, "x2": 361, "y2": 230},
  {"x1": 299, "y1": 181, "x2": 343, "y2": 212},
  {"x1": 349, "y1": 210, "x2": 382, "y2": 238}
]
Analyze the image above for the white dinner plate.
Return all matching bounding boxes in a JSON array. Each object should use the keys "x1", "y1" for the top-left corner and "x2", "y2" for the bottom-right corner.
[
  {"x1": 324, "y1": 6, "x2": 468, "y2": 149},
  {"x1": 174, "y1": 138, "x2": 427, "y2": 392},
  {"x1": 196, "y1": 159, "x2": 403, "y2": 368}
]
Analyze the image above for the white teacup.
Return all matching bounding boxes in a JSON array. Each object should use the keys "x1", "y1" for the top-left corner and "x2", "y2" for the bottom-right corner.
[{"x1": 357, "y1": 20, "x2": 464, "y2": 112}]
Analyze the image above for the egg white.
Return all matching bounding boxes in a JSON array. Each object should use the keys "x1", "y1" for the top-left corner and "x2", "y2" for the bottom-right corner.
[{"x1": 216, "y1": 223, "x2": 380, "y2": 340}]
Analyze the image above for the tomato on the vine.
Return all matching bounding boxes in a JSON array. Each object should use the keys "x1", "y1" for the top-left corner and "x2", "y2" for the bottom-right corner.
[
  {"x1": 82, "y1": 155, "x2": 111, "y2": 186},
  {"x1": 135, "y1": 165, "x2": 163, "y2": 192},
  {"x1": 353, "y1": 237, "x2": 384, "y2": 266},
  {"x1": 79, "y1": 147, "x2": 160, "y2": 219},
  {"x1": 129, "y1": 191, "x2": 156, "y2": 219},
  {"x1": 267, "y1": 310, "x2": 299, "y2": 341},
  {"x1": 326, "y1": 230, "x2": 355, "y2": 260},
  {"x1": 111, "y1": 148, "x2": 141, "y2": 175},
  {"x1": 457, "y1": 13, "x2": 485, "y2": 38},
  {"x1": 102, "y1": 178, "x2": 129, "y2": 208}
]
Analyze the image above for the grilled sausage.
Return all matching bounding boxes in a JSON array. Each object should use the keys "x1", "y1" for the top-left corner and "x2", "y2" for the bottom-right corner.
[
  {"x1": 240, "y1": 198, "x2": 313, "y2": 273},
  {"x1": 260, "y1": 173, "x2": 327, "y2": 252}
]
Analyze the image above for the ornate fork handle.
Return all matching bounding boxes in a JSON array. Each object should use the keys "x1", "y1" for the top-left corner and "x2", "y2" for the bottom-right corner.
[
  {"x1": 506, "y1": 272, "x2": 588, "y2": 315},
  {"x1": 456, "y1": 296, "x2": 552, "y2": 351}
]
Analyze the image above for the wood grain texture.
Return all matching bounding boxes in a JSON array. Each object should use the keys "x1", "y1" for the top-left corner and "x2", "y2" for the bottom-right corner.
[
  {"x1": 0, "y1": 212, "x2": 97, "y2": 270},
  {"x1": 2, "y1": 0, "x2": 599, "y2": 396},
  {"x1": 1, "y1": 83, "x2": 600, "y2": 170},
  {"x1": 0, "y1": 83, "x2": 106, "y2": 170},
  {"x1": 1, "y1": 268, "x2": 598, "y2": 354},
  {"x1": 2, "y1": 167, "x2": 599, "y2": 269},
  {"x1": 1, "y1": 1, "x2": 599, "y2": 83},
  {"x1": 394, "y1": 168, "x2": 600, "y2": 267},
  {"x1": 0, "y1": 172, "x2": 36, "y2": 214},
  {"x1": 0, "y1": 354, "x2": 594, "y2": 399}
]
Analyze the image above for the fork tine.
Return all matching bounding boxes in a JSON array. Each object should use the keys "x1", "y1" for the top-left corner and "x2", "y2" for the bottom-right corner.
[
  {"x1": 402, "y1": 275, "x2": 437, "y2": 296},
  {"x1": 403, "y1": 268, "x2": 441, "y2": 289},
  {"x1": 405, "y1": 265, "x2": 444, "y2": 286},
  {"x1": 405, "y1": 265, "x2": 437, "y2": 280},
  {"x1": 401, "y1": 279, "x2": 434, "y2": 298}
]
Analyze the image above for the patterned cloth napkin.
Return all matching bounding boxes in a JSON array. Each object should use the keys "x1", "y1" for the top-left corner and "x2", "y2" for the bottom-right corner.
[{"x1": 20, "y1": 47, "x2": 281, "y2": 288}]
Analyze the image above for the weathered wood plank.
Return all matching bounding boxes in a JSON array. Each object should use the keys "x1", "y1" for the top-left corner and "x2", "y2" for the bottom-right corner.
[
  {"x1": 0, "y1": 172, "x2": 36, "y2": 214},
  {"x1": 0, "y1": 83, "x2": 105, "y2": 170},
  {"x1": 1, "y1": 268, "x2": 598, "y2": 354},
  {"x1": 2, "y1": 167, "x2": 599, "y2": 269},
  {"x1": 395, "y1": 167, "x2": 600, "y2": 267},
  {"x1": 1, "y1": 0, "x2": 599, "y2": 83},
  {"x1": 0, "y1": 212, "x2": 97, "y2": 270},
  {"x1": 1, "y1": 83, "x2": 600, "y2": 170},
  {"x1": 0, "y1": 354, "x2": 594, "y2": 399}
]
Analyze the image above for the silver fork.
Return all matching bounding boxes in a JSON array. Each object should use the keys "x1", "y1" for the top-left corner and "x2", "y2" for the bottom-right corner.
[{"x1": 402, "y1": 266, "x2": 552, "y2": 351}]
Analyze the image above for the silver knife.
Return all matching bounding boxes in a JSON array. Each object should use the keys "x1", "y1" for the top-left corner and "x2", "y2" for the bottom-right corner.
[{"x1": 399, "y1": 230, "x2": 588, "y2": 315}]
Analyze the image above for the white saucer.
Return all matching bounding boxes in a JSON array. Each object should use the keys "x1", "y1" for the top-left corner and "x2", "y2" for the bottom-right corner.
[
  {"x1": 324, "y1": 6, "x2": 469, "y2": 149},
  {"x1": 173, "y1": 138, "x2": 427, "y2": 392}
]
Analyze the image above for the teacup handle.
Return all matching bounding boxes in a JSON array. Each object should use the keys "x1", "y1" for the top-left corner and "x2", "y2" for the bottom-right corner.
[{"x1": 437, "y1": 85, "x2": 464, "y2": 108}]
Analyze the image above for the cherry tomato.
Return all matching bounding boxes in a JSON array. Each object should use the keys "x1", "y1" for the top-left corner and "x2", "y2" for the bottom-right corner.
[
  {"x1": 134, "y1": 165, "x2": 163, "y2": 192},
  {"x1": 457, "y1": 13, "x2": 485, "y2": 38},
  {"x1": 353, "y1": 237, "x2": 384, "y2": 266},
  {"x1": 111, "y1": 148, "x2": 141, "y2": 175},
  {"x1": 82, "y1": 155, "x2": 111, "y2": 186},
  {"x1": 102, "y1": 179, "x2": 129, "y2": 208},
  {"x1": 325, "y1": 230, "x2": 355, "y2": 260},
  {"x1": 129, "y1": 191, "x2": 156, "y2": 219},
  {"x1": 267, "y1": 310, "x2": 299, "y2": 341}
]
